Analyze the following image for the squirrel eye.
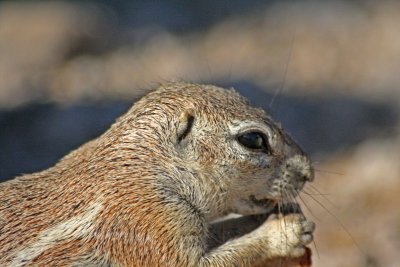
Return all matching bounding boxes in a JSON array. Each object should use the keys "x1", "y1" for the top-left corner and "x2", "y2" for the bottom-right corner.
[{"x1": 237, "y1": 131, "x2": 269, "y2": 152}]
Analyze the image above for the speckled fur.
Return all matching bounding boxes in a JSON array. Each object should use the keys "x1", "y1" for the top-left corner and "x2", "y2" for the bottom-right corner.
[{"x1": 0, "y1": 82, "x2": 315, "y2": 266}]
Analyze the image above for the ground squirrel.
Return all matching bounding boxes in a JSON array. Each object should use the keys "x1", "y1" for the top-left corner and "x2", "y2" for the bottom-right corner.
[{"x1": 0, "y1": 82, "x2": 315, "y2": 266}]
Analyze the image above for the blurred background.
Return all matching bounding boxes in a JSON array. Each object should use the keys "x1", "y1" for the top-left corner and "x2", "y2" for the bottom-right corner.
[{"x1": 0, "y1": 0, "x2": 399, "y2": 266}]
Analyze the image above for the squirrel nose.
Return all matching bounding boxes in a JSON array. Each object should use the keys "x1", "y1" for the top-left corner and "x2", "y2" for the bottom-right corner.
[
  {"x1": 285, "y1": 155, "x2": 314, "y2": 183},
  {"x1": 303, "y1": 167, "x2": 314, "y2": 182}
]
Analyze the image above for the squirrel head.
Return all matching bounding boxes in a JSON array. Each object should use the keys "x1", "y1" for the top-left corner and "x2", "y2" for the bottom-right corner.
[{"x1": 110, "y1": 82, "x2": 314, "y2": 219}]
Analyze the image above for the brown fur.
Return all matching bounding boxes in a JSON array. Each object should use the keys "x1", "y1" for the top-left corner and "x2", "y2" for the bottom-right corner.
[{"x1": 0, "y1": 82, "x2": 315, "y2": 266}]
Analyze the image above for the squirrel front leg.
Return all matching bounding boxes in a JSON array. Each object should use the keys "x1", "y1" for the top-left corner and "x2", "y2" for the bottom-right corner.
[{"x1": 200, "y1": 214, "x2": 315, "y2": 267}]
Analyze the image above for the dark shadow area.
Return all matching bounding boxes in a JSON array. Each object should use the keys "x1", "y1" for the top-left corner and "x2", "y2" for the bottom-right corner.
[
  {"x1": 208, "y1": 203, "x2": 301, "y2": 250},
  {"x1": 0, "y1": 102, "x2": 131, "y2": 181},
  {"x1": 75, "y1": 0, "x2": 273, "y2": 34}
]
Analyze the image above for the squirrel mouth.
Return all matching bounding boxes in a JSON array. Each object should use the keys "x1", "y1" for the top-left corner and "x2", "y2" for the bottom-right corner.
[{"x1": 249, "y1": 195, "x2": 277, "y2": 209}]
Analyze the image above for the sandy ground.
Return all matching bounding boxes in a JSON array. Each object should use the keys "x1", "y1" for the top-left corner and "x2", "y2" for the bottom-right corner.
[
  {"x1": 0, "y1": 1, "x2": 399, "y2": 266},
  {"x1": 307, "y1": 136, "x2": 400, "y2": 267}
]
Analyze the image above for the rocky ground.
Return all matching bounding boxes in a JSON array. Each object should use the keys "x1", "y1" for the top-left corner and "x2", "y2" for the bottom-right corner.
[{"x1": 1, "y1": 1, "x2": 399, "y2": 266}]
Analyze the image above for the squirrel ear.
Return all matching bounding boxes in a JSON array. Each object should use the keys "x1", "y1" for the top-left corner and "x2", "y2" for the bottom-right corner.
[{"x1": 176, "y1": 109, "x2": 195, "y2": 145}]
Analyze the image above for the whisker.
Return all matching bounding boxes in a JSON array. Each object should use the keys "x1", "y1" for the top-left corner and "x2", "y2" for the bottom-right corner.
[
  {"x1": 314, "y1": 168, "x2": 344, "y2": 176},
  {"x1": 304, "y1": 160, "x2": 345, "y2": 176},
  {"x1": 306, "y1": 184, "x2": 339, "y2": 209},
  {"x1": 282, "y1": 190, "x2": 293, "y2": 262},
  {"x1": 269, "y1": 33, "x2": 296, "y2": 111},
  {"x1": 312, "y1": 238, "x2": 320, "y2": 259},
  {"x1": 277, "y1": 200, "x2": 286, "y2": 262},
  {"x1": 302, "y1": 189, "x2": 332, "y2": 197},
  {"x1": 303, "y1": 191, "x2": 365, "y2": 255},
  {"x1": 301, "y1": 166, "x2": 344, "y2": 176},
  {"x1": 297, "y1": 190, "x2": 321, "y2": 260},
  {"x1": 296, "y1": 190, "x2": 321, "y2": 222}
]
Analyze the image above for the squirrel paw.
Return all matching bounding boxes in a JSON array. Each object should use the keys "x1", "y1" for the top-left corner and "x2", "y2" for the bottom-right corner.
[{"x1": 259, "y1": 213, "x2": 315, "y2": 258}]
